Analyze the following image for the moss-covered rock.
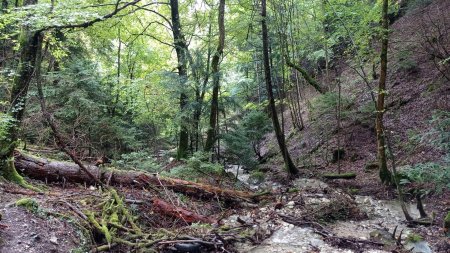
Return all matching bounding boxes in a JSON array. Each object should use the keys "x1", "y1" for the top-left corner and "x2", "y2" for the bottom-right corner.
[{"x1": 15, "y1": 198, "x2": 39, "y2": 212}]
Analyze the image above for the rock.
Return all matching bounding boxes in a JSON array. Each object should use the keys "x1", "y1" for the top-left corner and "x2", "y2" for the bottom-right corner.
[
  {"x1": 49, "y1": 236, "x2": 58, "y2": 245},
  {"x1": 404, "y1": 241, "x2": 432, "y2": 253},
  {"x1": 286, "y1": 201, "x2": 295, "y2": 208},
  {"x1": 310, "y1": 238, "x2": 324, "y2": 247},
  {"x1": 369, "y1": 229, "x2": 396, "y2": 246},
  {"x1": 32, "y1": 234, "x2": 41, "y2": 242},
  {"x1": 174, "y1": 243, "x2": 201, "y2": 252}
]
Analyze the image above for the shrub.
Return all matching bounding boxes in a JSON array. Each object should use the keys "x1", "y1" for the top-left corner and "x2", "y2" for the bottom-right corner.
[
  {"x1": 223, "y1": 110, "x2": 271, "y2": 170},
  {"x1": 309, "y1": 92, "x2": 353, "y2": 122},
  {"x1": 162, "y1": 151, "x2": 223, "y2": 181},
  {"x1": 112, "y1": 150, "x2": 162, "y2": 173},
  {"x1": 396, "y1": 49, "x2": 418, "y2": 73},
  {"x1": 398, "y1": 162, "x2": 450, "y2": 193}
]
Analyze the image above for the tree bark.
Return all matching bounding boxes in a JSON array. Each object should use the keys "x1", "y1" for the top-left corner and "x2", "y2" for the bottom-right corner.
[
  {"x1": 13, "y1": 152, "x2": 255, "y2": 202},
  {"x1": 170, "y1": 0, "x2": 190, "y2": 160},
  {"x1": 204, "y1": 0, "x2": 225, "y2": 153},
  {"x1": 261, "y1": 0, "x2": 298, "y2": 176},
  {"x1": 376, "y1": 0, "x2": 392, "y2": 184}
]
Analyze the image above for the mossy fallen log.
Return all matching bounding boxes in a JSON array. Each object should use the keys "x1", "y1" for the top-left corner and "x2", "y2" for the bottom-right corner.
[
  {"x1": 13, "y1": 151, "x2": 255, "y2": 202},
  {"x1": 322, "y1": 172, "x2": 356, "y2": 180}
]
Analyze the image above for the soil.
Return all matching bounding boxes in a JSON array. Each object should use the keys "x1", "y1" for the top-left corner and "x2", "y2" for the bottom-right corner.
[{"x1": 0, "y1": 181, "x2": 86, "y2": 253}]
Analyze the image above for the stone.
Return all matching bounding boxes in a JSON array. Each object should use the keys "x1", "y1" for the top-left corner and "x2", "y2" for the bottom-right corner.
[
  {"x1": 404, "y1": 241, "x2": 432, "y2": 253},
  {"x1": 49, "y1": 236, "x2": 58, "y2": 245}
]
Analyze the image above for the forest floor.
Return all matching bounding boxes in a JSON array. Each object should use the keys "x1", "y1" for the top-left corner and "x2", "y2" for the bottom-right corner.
[{"x1": 0, "y1": 164, "x2": 449, "y2": 253}]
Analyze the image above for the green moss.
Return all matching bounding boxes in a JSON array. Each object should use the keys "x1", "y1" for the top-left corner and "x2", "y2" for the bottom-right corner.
[
  {"x1": 348, "y1": 188, "x2": 359, "y2": 194},
  {"x1": 288, "y1": 188, "x2": 299, "y2": 193},
  {"x1": 406, "y1": 233, "x2": 423, "y2": 243},
  {"x1": 15, "y1": 198, "x2": 39, "y2": 212},
  {"x1": 1, "y1": 158, "x2": 40, "y2": 191}
]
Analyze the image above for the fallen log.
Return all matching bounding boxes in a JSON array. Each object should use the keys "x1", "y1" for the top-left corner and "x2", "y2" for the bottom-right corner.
[
  {"x1": 322, "y1": 172, "x2": 356, "y2": 180},
  {"x1": 14, "y1": 152, "x2": 255, "y2": 202},
  {"x1": 151, "y1": 197, "x2": 216, "y2": 224}
]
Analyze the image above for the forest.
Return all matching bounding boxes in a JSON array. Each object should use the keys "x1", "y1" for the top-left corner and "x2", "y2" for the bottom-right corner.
[{"x1": 0, "y1": 0, "x2": 449, "y2": 252}]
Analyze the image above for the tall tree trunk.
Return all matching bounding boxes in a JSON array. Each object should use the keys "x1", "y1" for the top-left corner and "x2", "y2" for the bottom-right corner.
[
  {"x1": 0, "y1": 0, "x2": 40, "y2": 188},
  {"x1": 204, "y1": 0, "x2": 225, "y2": 153},
  {"x1": 170, "y1": 0, "x2": 189, "y2": 159},
  {"x1": 376, "y1": 0, "x2": 392, "y2": 184},
  {"x1": 261, "y1": 0, "x2": 298, "y2": 176}
]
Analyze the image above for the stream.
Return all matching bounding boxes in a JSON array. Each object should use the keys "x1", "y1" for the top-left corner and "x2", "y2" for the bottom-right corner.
[{"x1": 224, "y1": 166, "x2": 433, "y2": 253}]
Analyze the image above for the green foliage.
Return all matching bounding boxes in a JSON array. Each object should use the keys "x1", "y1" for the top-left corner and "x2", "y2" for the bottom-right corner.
[
  {"x1": 310, "y1": 92, "x2": 353, "y2": 121},
  {"x1": 162, "y1": 152, "x2": 223, "y2": 181},
  {"x1": 406, "y1": 233, "x2": 423, "y2": 243},
  {"x1": 405, "y1": 0, "x2": 433, "y2": 14},
  {"x1": 421, "y1": 110, "x2": 450, "y2": 152},
  {"x1": 396, "y1": 49, "x2": 418, "y2": 73},
  {"x1": 223, "y1": 110, "x2": 272, "y2": 170},
  {"x1": 398, "y1": 162, "x2": 450, "y2": 193},
  {"x1": 248, "y1": 170, "x2": 265, "y2": 185},
  {"x1": 444, "y1": 211, "x2": 450, "y2": 236},
  {"x1": 0, "y1": 113, "x2": 14, "y2": 153},
  {"x1": 112, "y1": 150, "x2": 161, "y2": 173}
]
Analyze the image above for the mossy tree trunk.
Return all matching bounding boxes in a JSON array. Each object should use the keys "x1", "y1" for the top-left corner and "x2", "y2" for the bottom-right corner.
[
  {"x1": 375, "y1": 0, "x2": 392, "y2": 184},
  {"x1": 204, "y1": 0, "x2": 225, "y2": 153},
  {"x1": 170, "y1": 0, "x2": 190, "y2": 160},
  {"x1": 261, "y1": 0, "x2": 298, "y2": 176},
  {"x1": 0, "y1": 0, "x2": 41, "y2": 187}
]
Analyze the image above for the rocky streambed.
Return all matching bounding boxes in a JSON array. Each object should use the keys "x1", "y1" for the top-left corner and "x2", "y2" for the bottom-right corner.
[{"x1": 224, "y1": 166, "x2": 434, "y2": 253}]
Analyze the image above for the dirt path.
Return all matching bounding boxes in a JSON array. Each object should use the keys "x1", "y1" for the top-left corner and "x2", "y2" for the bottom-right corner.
[{"x1": 0, "y1": 182, "x2": 88, "y2": 253}]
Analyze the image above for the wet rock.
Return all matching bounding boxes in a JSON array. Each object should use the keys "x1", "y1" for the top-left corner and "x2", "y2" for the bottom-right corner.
[
  {"x1": 174, "y1": 242, "x2": 201, "y2": 253},
  {"x1": 404, "y1": 241, "x2": 432, "y2": 253}
]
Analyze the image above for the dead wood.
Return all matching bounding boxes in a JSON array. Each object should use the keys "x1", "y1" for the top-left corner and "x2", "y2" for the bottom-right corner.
[
  {"x1": 151, "y1": 197, "x2": 216, "y2": 224},
  {"x1": 13, "y1": 151, "x2": 256, "y2": 202},
  {"x1": 322, "y1": 172, "x2": 356, "y2": 180}
]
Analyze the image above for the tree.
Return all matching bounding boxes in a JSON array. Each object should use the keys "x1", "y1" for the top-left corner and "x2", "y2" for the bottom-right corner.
[
  {"x1": 0, "y1": 0, "x2": 141, "y2": 186},
  {"x1": 204, "y1": 0, "x2": 226, "y2": 153},
  {"x1": 0, "y1": 0, "x2": 41, "y2": 188},
  {"x1": 376, "y1": 0, "x2": 392, "y2": 184},
  {"x1": 261, "y1": 0, "x2": 298, "y2": 176},
  {"x1": 169, "y1": 0, "x2": 190, "y2": 160}
]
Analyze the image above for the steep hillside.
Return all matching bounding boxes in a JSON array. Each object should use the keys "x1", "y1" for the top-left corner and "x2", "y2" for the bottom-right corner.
[{"x1": 261, "y1": 0, "x2": 449, "y2": 240}]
